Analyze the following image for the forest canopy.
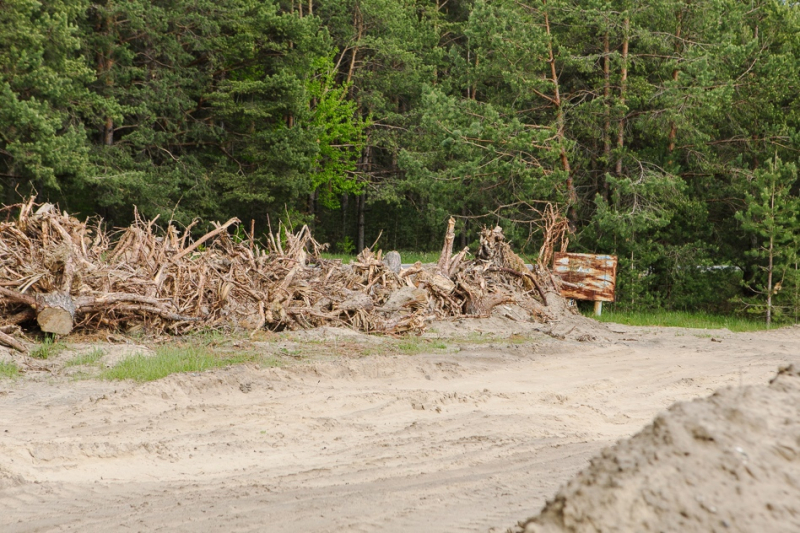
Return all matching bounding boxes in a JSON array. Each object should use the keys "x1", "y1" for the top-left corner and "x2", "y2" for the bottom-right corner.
[{"x1": 1, "y1": 0, "x2": 799, "y2": 319}]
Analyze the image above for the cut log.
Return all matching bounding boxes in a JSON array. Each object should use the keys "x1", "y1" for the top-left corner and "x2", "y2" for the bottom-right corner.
[{"x1": 36, "y1": 292, "x2": 76, "y2": 335}]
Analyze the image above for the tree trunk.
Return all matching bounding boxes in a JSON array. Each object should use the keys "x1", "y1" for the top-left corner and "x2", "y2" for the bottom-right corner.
[
  {"x1": 307, "y1": 190, "x2": 317, "y2": 229},
  {"x1": 356, "y1": 127, "x2": 371, "y2": 253},
  {"x1": 98, "y1": 11, "x2": 115, "y2": 147},
  {"x1": 767, "y1": 182, "x2": 775, "y2": 328},
  {"x1": 542, "y1": 0, "x2": 576, "y2": 224},
  {"x1": 357, "y1": 192, "x2": 366, "y2": 252},
  {"x1": 341, "y1": 192, "x2": 349, "y2": 244},
  {"x1": 767, "y1": 237, "x2": 773, "y2": 328},
  {"x1": 667, "y1": 8, "x2": 683, "y2": 154},
  {"x1": 602, "y1": 29, "x2": 611, "y2": 200},
  {"x1": 346, "y1": 6, "x2": 363, "y2": 88},
  {"x1": 542, "y1": 1, "x2": 571, "y2": 179},
  {"x1": 615, "y1": 16, "x2": 630, "y2": 176},
  {"x1": 5, "y1": 175, "x2": 18, "y2": 207},
  {"x1": 99, "y1": 53, "x2": 115, "y2": 146},
  {"x1": 104, "y1": 116, "x2": 114, "y2": 146}
]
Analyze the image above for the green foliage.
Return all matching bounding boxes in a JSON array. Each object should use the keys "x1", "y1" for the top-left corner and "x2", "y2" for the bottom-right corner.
[
  {"x1": 0, "y1": 0, "x2": 94, "y2": 197},
  {"x1": 336, "y1": 236, "x2": 356, "y2": 255},
  {"x1": 305, "y1": 55, "x2": 368, "y2": 208}
]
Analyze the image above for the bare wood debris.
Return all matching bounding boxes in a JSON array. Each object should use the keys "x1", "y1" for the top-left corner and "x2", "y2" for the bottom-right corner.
[{"x1": 0, "y1": 199, "x2": 574, "y2": 352}]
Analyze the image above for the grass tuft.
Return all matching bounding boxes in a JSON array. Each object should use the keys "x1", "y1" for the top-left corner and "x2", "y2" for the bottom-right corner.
[
  {"x1": 585, "y1": 309, "x2": 768, "y2": 332},
  {"x1": 65, "y1": 348, "x2": 106, "y2": 367},
  {"x1": 0, "y1": 360, "x2": 19, "y2": 379},
  {"x1": 100, "y1": 344, "x2": 271, "y2": 382},
  {"x1": 30, "y1": 336, "x2": 67, "y2": 360},
  {"x1": 396, "y1": 338, "x2": 448, "y2": 355}
]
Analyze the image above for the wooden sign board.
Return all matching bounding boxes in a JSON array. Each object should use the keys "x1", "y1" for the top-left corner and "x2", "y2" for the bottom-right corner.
[{"x1": 553, "y1": 252, "x2": 617, "y2": 302}]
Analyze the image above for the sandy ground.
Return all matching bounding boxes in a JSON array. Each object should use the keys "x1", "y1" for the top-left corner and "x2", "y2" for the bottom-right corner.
[
  {"x1": 0, "y1": 320, "x2": 798, "y2": 532},
  {"x1": 514, "y1": 363, "x2": 800, "y2": 533}
]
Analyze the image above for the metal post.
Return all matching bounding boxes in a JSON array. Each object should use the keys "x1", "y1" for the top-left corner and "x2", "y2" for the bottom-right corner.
[{"x1": 594, "y1": 300, "x2": 602, "y2": 316}]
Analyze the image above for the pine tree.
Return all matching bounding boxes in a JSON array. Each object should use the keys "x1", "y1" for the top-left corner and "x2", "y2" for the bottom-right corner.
[
  {"x1": 0, "y1": 0, "x2": 95, "y2": 203},
  {"x1": 736, "y1": 157, "x2": 800, "y2": 326}
]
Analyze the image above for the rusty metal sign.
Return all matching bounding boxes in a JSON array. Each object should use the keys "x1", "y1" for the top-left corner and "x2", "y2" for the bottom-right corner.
[{"x1": 553, "y1": 252, "x2": 617, "y2": 302}]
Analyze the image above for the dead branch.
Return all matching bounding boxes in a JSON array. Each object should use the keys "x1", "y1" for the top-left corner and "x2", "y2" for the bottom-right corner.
[{"x1": 0, "y1": 330, "x2": 27, "y2": 353}]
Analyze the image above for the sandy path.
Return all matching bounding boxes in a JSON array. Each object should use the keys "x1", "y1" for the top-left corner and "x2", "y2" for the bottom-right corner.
[{"x1": 0, "y1": 324, "x2": 797, "y2": 532}]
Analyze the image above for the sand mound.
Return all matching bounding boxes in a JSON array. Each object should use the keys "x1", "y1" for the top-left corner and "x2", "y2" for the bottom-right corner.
[{"x1": 511, "y1": 365, "x2": 800, "y2": 533}]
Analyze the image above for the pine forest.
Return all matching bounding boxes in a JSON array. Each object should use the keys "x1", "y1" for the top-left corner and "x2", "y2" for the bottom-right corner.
[{"x1": 2, "y1": 0, "x2": 800, "y2": 321}]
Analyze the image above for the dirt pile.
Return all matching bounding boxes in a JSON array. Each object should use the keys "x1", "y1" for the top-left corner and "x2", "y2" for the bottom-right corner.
[
  {"x1": 0, "y1": 199, "x2": 574, "y2": 352},
  {"x1": 511, "y1": 364, "x2": 800, "y2": 533}
]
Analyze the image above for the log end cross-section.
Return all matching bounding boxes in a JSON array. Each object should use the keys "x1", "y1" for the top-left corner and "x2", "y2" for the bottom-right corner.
[{"x1": 36, "y1": 292, "x2": 76, "y2": 335}]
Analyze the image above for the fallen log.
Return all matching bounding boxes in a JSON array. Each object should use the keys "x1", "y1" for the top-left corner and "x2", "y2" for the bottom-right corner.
[{"x1": 0, "y1": 286, "x2": 76, "y2": 335}]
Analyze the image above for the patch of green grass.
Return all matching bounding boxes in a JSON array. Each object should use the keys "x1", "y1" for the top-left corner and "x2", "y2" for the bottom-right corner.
[
  {"x1": 180, "y1": 329, "x2": 243, "y2": 348},
  {"x1": 396, "y1": 338, "x2": 448, "y2": 355},
  {"x1": 278, "y1": 346, "x2": 304, "y2": 358},
  {"x1": 396, "y1": 341, "x2": 424, "y2": 355},
  {"x1": 30, "y1": 336, "x2": 67, "y2": 360},
  {"x1": 65, "y1": 348, "x2": 105, "y2": 367},
  {"x1": 0, "y1": 360, "x2": 19, "y2": 379},
  {"x1": 585, "y1": 309, "x2": 768, "y2": 333},
  {"x1": 100, "y1": 344, "x2": 264, "y2": 382}
]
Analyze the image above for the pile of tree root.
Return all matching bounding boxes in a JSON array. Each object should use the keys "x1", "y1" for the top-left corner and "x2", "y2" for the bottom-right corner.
[{"x1": 0, "y1": 198, "x2": 574, "y2": 353}]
